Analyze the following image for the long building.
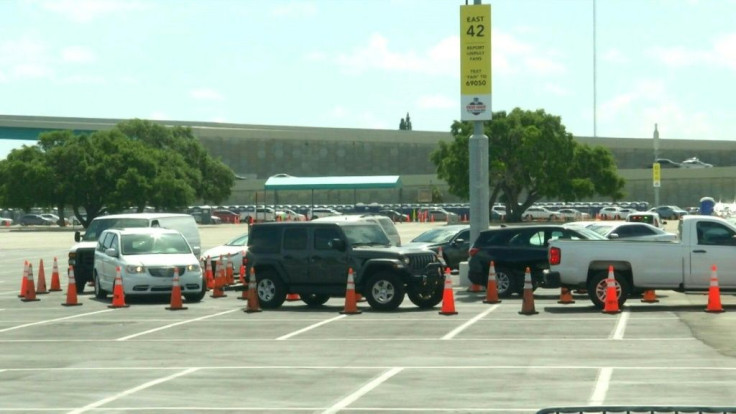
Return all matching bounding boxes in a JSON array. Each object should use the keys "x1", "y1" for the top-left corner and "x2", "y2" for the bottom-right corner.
[{"x1": 1, "y1": 114, "x2": 734, "y2": 207}]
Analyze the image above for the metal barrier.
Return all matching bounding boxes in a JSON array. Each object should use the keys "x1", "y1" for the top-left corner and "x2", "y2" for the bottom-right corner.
[{"x1": 537, "y1": 407, "x2": 736, "y2": 414}]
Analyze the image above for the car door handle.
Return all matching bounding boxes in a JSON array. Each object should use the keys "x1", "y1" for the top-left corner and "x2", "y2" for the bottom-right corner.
[{"x1": 692, "y1": 250, "x2": 707, "y2": 253}]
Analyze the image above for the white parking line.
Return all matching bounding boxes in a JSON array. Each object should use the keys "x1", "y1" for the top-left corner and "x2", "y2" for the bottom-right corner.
[
  {"x1": 0, "y1": 309, "x2": 114, "y2": 333},
  {"x1": 276, "y1": 315, "x2": 346, "y2": 340},
  {"x1": 0, "y1": 336, "x2": 699, "y2": 343},
  {"x1": 588, "y1": 367, "x2": 613, "y2": 405},
  {"x1": 441, "y1": 305, "x2": 500, "y2": 340},
  {"x1": 115, "y1": 309, "x2": 242, "y2": 341},
  {"x1": 321, "y1": 367, "x2": 403, "y2": 414},
  {"x1": 611, "y1": 309, "x2": 630, "y2": 340},
  {"x1": 67, "y1": 367, "x2": 199, "y2": 414}
]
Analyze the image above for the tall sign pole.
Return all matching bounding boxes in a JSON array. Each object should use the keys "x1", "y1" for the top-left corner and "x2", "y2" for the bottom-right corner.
[
  {"x1": 460, "y1": 1, "x2": 491, "y2": 248},
  {"x1": 653, "y1": 124, "x2": 660, "y2": 206}
]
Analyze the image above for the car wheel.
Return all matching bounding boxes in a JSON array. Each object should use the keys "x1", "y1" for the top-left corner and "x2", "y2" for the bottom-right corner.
[
  {"x1": 587, "y1": 270, "x2": 630, "y2": 310},
  {"x1": 93, "y1": 271, "x2": 107, "y2": 299},
  {"x1": 301, "y1": 293, "x2": 330, "y2": 307},
  {"x1": 495, "y1": 267, "x2": 520, "y2": 298},
  {"x1": 407, "y1": 283, "x2": 444, "y2": 308},
  {"x1": 184, "y1": 283, "x2": 207, "y2": 303},
  {"x1": 256, "y1": 270, "x2": 287, "y2": 309},
  {"x1": 365, "y1": 272, "x2": 405, "y2": 311}
]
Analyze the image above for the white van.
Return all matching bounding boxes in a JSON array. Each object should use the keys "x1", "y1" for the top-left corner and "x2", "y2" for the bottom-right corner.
[
  {"x1": 68, "y1": 213, "x2": 201, "y2": 293},
  {"x1": 311, "y1": 214, "x2": 401, "y2": 247},
  {"x1": 626, "y1": 211, "x2": 663, "y2": 228}
]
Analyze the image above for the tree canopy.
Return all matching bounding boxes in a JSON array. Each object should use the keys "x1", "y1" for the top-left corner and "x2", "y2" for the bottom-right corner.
[
  {"x1": 0, "y1": 119, "x2": 235, "y2": 227},
  {"x1": 431, "y1": 108, "x2": 625, "y2": 222}
]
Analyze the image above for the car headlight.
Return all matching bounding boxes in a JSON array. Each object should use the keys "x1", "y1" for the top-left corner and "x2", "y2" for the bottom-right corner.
[
  {"x1": 125, "y1": 265, "x2": 146, "y2": 274},
  {"x1": 186, "y1": 264, "x2": 201, "y2": 272},
  {"x1": 399, "y1": 255, "x2": 411, "y2": 265}
]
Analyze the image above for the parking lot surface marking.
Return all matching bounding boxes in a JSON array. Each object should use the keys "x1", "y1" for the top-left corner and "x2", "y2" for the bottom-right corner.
[
  {"x1": 115, "y1": 308, "x2": 241, "y2": 341},
  {"x1": 589, "y1": 367, "x2": 613, "y2": 405},
  {"x1": 321, "y1": 367, "x2": 404, "y2": 414},
  {"x1": 276, "y1": 314, "x2": 346, "y2": 340},
  {"x1": 67, "y1": 367, "x2": 200, "y2": 414},
  {"x1": 0, "y1": 309, "x2": 113, "y2": 333},
  {"x1": 441, "y1": 304, "x2": 500, "y2": 340},
  {"x1": 611, "y1": 309, "x2": 630, "y2": 340}
]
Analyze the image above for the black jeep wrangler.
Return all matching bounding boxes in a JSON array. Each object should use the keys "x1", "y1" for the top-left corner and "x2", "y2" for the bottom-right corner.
[{"x1": 245, "y1": 221, "x2": 445, "y2": 311}]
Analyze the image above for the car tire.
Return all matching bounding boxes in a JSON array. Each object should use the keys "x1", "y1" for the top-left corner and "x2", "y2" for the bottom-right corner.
[
  {"x1": 495, "y1": 267, "x2": 520, "y2": 298},
  {"x1": 184, "y1": 282, "x2": 207, "y2": 303},
  {"x1": 364, "y1": 271, "x2": 405, "y2": 311},
  {"x1": 407, "y1": 283, "x2": 444, "y2": 308},
  {"x1": 301, "y1": 293, "x2": 330, "y2": 307},
  {"x1": 93, "y1": 271, "x2": 107, "y2": 299},
  {"x1": 587, "y1": 270, "x2": 630, "y2": 309},
  {"x1": 256, "y1": 270, "x2": 287, "y2": 309}
]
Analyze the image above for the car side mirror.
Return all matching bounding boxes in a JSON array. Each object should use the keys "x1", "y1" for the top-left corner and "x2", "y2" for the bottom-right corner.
[
  {"x1": 608, "y1": 233, "x2": 619, "y2": 239},
  {"x1": 328, "y1": 238, "x2": 346, "y2": 251},
  {"x1": 192, "y1": 246, "x2": 201, "y2": 256},
  {"x1": 74, "y1": 231, "x2": 81, "y2": 242},
  {"x1": 453, "y1": 238, "x2": 465, "y2": 246},
  {"x1": 105, "y1": 248, "x2": 119, "y2": 257}
]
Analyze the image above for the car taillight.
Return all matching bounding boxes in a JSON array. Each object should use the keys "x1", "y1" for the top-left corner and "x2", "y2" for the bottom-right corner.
[
  {"x1": 549, "y1": 247, "x2": 561, "y2": 265},
  {"x1": 468, "y1": 247, "x2": 479, "y2": 256}
]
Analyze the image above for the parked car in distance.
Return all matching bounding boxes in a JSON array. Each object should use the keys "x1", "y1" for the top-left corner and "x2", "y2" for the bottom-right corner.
[
  {"x1": 212, "y1": 209, "x2": 240, "y2": 224},
  {"x1": 585, "y1": 221, "x2": 677, "y2": 241},
  {"x1": 522, "y1": 206, "x2": 560, "y2": 221},
  {"x1": 649, "y1": 205, "x2": 688, "y2": 220},
  {"x1": 377, "y1": 209, "x2": 410, "y2": 222},
  {"x1": 19, "y1": 214, "x2": 55, "y2": 226},
  {"x1": 680, "y1": 157, "x2": 713, "y2": 168},
  {"x1": 403, "y1": 225, "x2": 470, "y2": 270},
  {"x1": 418, "y1": 207, "x2": 460, "y2": 223},
  {"x1": 627, "y1": 212, "x2": 663, "y2": 228},
  {"x1": 93, "y1": 227, "x2": 205, "y2": 302},
  {"x1": 597, "y1": 206, "x2": 623, "y2": 220},
  {"x1": 308, "y1": 207, "x2": 342, "y2": 220},
  {"x1": 201, "y1": 233, "x2": 248, "y2": 277},
  {"x1": 650, "y1": 158, "x2": 681, "y2": 168},
  {"x1": 277, "y1": 208, "x2": 306, "y2": 221},
  {"x1": 556, "y1": 208, "x2": 589, "y2": 222},
  {"x1": 467, "y1": 224, "x2": 606, "y2": 297},
  {"x1": 40, "y1": 213, "x2": 71, "y2": 226},
  {"x1": 0, "y1": 217, "x2": 13, "y2": 226}
]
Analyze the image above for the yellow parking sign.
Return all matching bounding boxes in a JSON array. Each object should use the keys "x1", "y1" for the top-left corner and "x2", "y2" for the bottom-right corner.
[
  {"x1": 653, "y1": 162, "x2": 661, "y2": 187},
  {"x1": 460, "y1": 4, "x2": 492, "y2": 121}
]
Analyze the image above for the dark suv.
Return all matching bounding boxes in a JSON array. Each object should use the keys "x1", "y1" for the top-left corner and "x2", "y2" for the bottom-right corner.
[
  {"x1": 467, "y1": 224, "x2": 605, "y2": 297},
  {"x1": 245, "y1": 221, "x2": 445, "y2": 311}
]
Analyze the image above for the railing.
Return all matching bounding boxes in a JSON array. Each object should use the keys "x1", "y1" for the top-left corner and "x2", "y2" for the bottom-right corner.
[{"x1": 537, "y1": 407, "x2": 736, "y2": 414}]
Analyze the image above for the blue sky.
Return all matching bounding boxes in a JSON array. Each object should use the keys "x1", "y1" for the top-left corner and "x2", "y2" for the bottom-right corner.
[{"x1": 1, "y1": 0, "x2": 735, "y2": 159}]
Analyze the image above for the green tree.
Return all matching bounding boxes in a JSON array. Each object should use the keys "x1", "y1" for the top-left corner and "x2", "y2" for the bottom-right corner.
[{"x1": 431, "y1": 108, "x2": 625, "y2": 222}]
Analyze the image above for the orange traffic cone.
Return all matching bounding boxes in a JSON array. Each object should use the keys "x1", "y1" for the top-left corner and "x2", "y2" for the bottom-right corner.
[
  {"x1": 21, "y1": 263, "x2": 40, "y2": 302},
  {"x1": 226, "y1": 254, "x2": 234, "y2": 285},
  {"x1": 205, "y1": 258, "x2": 214, "y2": 290},
  {"x1": 36, "y1": 259, "x2": 48, "y2": 294},
  {"x1": 18, "y1": 261, "x2": 28, "y2": 298},
  {"x1": 61, "y1": 266, "x2": 82, "y2": 306},
  {"x1": 641, "y1": 289, "x2": 659, "y2": 303},
  {"x1": 244, "y1": 267, "x2": 262, "y2": 313},
  {"x1": 483, "y1": 261, "x2": 501, "y2": 304},
  {"x1": 239, "y1": 257, "x2": 246, "y2": 285},
  {"x1": 286, "y1": 293, "x2": 301, "y2": 301},
  {"x1": 602, "y1": 265, "x2": 621, "y2": 314},
  {"x1": 340, "y1": 268, "x2": 362, "y2": 315},
  {"x1": 519, "y1": 267, "x2": 538, "y2": 315},
  {"x1": 557, "y1": 287, "x2": 575, "y2": 304},
  {"x1": 705, "y1": 265, "x2": 724, "y2": 313},
  {"x1": 108, "y1": 266, "x2": 129, "y2": 308},
  {"x1": 49, "y1": 257, "x2": 62, "y2": 292},
  {"x1": 210, "y1": 265, "x2": 227, "y2": 298},
  {"x1": 165, "y1": 268, "x2": 188, "y2": 311},
  {"x1": 439, "y1": 268, "x2": 458, "y2": 315}
]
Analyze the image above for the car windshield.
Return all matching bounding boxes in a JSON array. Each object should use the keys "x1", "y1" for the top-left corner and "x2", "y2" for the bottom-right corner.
[
  {"x1": 341, "y1": 224, "x2": 391, "y2": 246},
  {"x1": 411, "y1": 227, "x2": 462, "y2": 243},
  {"x1": 571, "y1": 227, "x2": 608, "y2": 240},
  {"x1": 82, "y1": 218, "x2": 150, "y2": 241},
  {"x1": 121, "y1": 233, "x2": 191, "y2": 255},
  {"x1": 225, "y1": 234, "x2": 249, "y2": 246}
]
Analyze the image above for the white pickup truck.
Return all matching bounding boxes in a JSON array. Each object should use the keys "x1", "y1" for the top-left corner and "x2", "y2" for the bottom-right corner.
[{"x1": 545, "y1": 215, "x2": 736, "y2": 308}]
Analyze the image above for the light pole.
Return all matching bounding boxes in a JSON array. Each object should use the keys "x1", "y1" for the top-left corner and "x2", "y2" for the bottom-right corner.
[{"x1": 653, "y1": 124, "x2": 660, "y2": 207}]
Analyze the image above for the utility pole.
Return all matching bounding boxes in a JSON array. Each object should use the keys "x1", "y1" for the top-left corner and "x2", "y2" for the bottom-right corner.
[{"x1": 653, "y1": 124, "x2": 660, "y2": 206}]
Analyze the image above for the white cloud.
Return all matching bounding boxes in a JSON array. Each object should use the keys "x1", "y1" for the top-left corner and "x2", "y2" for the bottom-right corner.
[
  {"x1": 602, "y1": 48, "x2": 629, "y2": 64},
  {"x1": 0, "y1": 70, "x2": 7, "y2": 83},
  {"x1": 329, "y1": 106, "x2": 348, "y2": 118},
  {"x1": 271, "y1": 1, "x2": 317, "y2": 17},
  {"x1": 650, "y1": 32, "x2": 736, "y2": 71},
  {"x1": 524, "y1": 56, "x2": 566, "y2": 75},
  {"x1": 543, "y1": 83, "x2": 570, "y2": 96},
  {"x1": 713, "y1": 33, "x2": 736, "y2": 70},
  {"x1": 149, "y1": 111, "x2": 169, "y2": 120},
  {"x1": 190, "y1": 88, "x2": 224, "y2": 101},
  {"x1": 59, "y1": 74, "x2": 106, "y2": 84},
  {"x1": 35, "y1": 0, "x2": 149, "y2": 22},
  {"x1": 416, "y1": 94, "x2": 456, "y2": 109},
  {"x1": 12, "y1": 63, "x2": 53, "y2": 79},
  {"x1": 61, "y1": 45, "x2": 95, "y2": 63}
]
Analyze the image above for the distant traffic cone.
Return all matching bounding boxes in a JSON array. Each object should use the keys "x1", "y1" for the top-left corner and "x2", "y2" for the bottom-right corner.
[
  {"x1": 468, "y1": 282, "x2": 484, "y2": 293},
  {"x1": 108, "y1": 266, "x2": 129, "y2": 308},
  {"x1": 49, "y1": 257, "x2": 62, "y2": 292},
  {"x1": 210, "y1": 265, "x2": 227, "y2": 298},
  {"x1": 18, "y1": 261, "x2": 28, "y2": 298},
  {"x1": 226, "y1": 254, "x2": 234, "y2": 285},
  {"x1": 61, "y1": 266, "x2": 82, "y2": 306},
  {"x1": 21, "y1": 263, "x2": 40, "y2": 302},
  {"x1": 519, "y1": 267, "x2": 538, "y2": 315},
  {"x1": 205, "y1": 258, "x2": 214, "y2": 290},
  {"x1": 286, "y1": 293, "x2": 301, "y2": 301},
  {"x1": 239, "y1": 257, "x2": 246, "y2": 285},
  {"x1": 557, "y1": 287, "x2": 575, "y2": 304},
  {"x1": 35, "y1": 259, "x2": 48, "y2": 294},
  {"x1": 340, "y1": 268, "x2": 362, "y2": 315},
  {"x1": 244, "y1": 267, "x2": 262, "y2": 313},
  {"x1": 641, "y1": 289, "x2": 659, "y2": 303},
  {"x1": 602, "y1": 265, "x2": 621, "y2": 314},
  {"x1": 483, "y1": 261, "x2": 501, "y2": 304},
  {"x1": 439, "y1": 267, "x2": 458, "y2": 315},
  {"x1": 165, "y1": 268, "x2": 188, "y2": 310},
  {"x1": 705, "y1": 265, "x2": 724, "y2": 313}
]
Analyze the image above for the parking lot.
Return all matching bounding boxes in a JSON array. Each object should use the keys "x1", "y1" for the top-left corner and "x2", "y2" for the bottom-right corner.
[{"x1": 2, "y1": 223, "x2": 736, "y2": 413}]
